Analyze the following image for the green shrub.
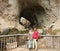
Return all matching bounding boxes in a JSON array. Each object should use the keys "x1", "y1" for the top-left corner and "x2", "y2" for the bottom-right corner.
[
  {"x1": 6, "y1": 28, "x2": 29, "y2": 34},
  {"x1": 37, "y1": 26, "x2": 43, "y2": 29},
  {"x1": 8, "y1": 28, "x2": 20, "y2": 34},
  {"x1": 52, "y1": 29, "x2": 60, "y2": 35},
  {"x1": 19, "y1": 30, "x2": 29, "y2": 34}
]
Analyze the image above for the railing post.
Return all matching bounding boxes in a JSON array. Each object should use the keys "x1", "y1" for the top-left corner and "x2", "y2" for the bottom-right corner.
[
  {"x1": 3, "y1": 37, "x2": 6, "y2": 51},
  {"x1": 1, "y1": 38, "x2": 3, "y2": 51},
  {"x1": 1, "y1": 38, "x2": 2, "y2": 51},
  {"x1": 16, "y1": 35, "x2": 20, "y2": 47},
  {"x1": 52, "y1": 36, "x2": 54, "y2": 48}
]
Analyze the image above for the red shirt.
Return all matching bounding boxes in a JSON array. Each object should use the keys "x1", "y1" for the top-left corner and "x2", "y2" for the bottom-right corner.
[{"x1": 33, "y1": 31, "x2": 39, "y2": 40}]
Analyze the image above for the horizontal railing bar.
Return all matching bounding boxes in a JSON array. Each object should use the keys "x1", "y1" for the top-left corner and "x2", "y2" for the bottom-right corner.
[
  {"x1": 40, "y1": 35, "x2": 60, "y2": 37},
  {"x1": 0, "y1": 34, "x2": 28, "y2": 37},
  {"x1": 0, "y1": 34, "x2": 60, "y2": 37}
]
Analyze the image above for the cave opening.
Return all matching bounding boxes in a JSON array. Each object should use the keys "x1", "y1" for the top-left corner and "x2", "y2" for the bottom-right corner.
[{"x1": 19, "y1": 5, "x2": 46, "y2": 28}]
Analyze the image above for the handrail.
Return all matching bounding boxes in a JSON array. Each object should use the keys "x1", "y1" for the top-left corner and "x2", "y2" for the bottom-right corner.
[
  {"x1": 0, "y1": 34, "x2": 28, "y2": 37},
  {"x1": 0, "y1": 34, "x2": 60, "y2": 50},
  {"x1": 0, "y1": 34, "x2": 60, "y2": 37}
]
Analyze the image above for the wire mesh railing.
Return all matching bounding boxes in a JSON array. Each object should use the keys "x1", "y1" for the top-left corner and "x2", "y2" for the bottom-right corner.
[{"x1": 0, "y1": 34, "x2": 60, "y2": 51}]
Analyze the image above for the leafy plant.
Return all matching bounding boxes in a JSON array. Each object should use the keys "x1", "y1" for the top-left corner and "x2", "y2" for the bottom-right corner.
[
  {"x1": 19, "y1": 30, "x2": 29, "y2": 34},
  {"x1": 8, "y1": 28, "x2": 20, "y2": 34},
  {"x1": 52, "y1": 29, "x2": 60, "y2": 35}
]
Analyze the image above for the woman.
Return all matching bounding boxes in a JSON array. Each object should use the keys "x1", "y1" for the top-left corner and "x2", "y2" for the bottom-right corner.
[{"x1": 32, "y1": 27, "x2": 39, "y2": 51}]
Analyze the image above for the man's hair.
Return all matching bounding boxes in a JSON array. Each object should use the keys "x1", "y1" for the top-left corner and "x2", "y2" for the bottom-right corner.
[{"x1": 29, "y1": 27, "x2": 33, "y2": 30}]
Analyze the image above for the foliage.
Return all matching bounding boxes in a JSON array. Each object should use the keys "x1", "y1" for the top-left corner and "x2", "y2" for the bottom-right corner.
[
  {"x1": 8, "y1": 28, "x2": 29, "y2": 34},
  {"x1": 19, "y1": 30, "x2": 29, "y2": 34},
  {"x1": 52, "y1": 29, "x2": 60, "y2": 35},
  {"x1": 37, "y1": 26, "x2": 43, "y2": 29},
  {"x1": 8, "y1": 28, "x2": 20, "y2": 34}
]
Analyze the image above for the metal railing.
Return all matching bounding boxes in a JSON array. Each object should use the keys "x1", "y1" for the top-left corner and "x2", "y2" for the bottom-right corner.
[
  {"x1": 0, "y1": 34, "x2": 28, "y2": 51},
  {"x1": 0, "y1": 34, "x2": 60, "y2": 51}
]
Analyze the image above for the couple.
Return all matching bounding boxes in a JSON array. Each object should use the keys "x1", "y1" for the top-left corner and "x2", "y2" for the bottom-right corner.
[{"x1": 28, "y1": 27, "x2": 39, "y2": 50}]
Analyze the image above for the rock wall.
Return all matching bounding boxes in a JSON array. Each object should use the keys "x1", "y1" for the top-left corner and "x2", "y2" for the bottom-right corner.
[
  {"x1": 0, "y1": 0, "x2": 24, "y2": 32},
  {"x1": 0, "y1": 0, "x2": 60, "y2": 31},
  {"x1": 38, "y1": 0, "x2": 60, "y2": 30}
]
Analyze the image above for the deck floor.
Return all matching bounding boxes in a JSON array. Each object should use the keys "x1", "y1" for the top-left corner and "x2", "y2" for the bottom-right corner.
[{"x1": 7, "y1": 47, "x2": 60, "y2": 51}]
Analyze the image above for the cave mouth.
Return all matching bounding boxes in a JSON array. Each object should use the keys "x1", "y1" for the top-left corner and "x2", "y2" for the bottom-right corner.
[{"x1": 19, "y1": 5, "x2": 46, "y2": 28}]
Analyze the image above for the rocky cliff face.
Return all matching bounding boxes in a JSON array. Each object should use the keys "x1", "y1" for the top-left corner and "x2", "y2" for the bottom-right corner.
[
  {"x1": 0, "y1": 0, "x2": 24, "y2": 31},
  {"x1": 38, "y1": 0, "x2": 60, "y2": 30},
  {"x1": 0, "y1": 0, "x2": 60, "y2": 32}
]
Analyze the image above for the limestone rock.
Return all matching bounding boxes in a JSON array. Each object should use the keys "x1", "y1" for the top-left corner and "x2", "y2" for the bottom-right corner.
[{"x1": 0, "y1": 0, "x2": 60, "y2": 32}]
